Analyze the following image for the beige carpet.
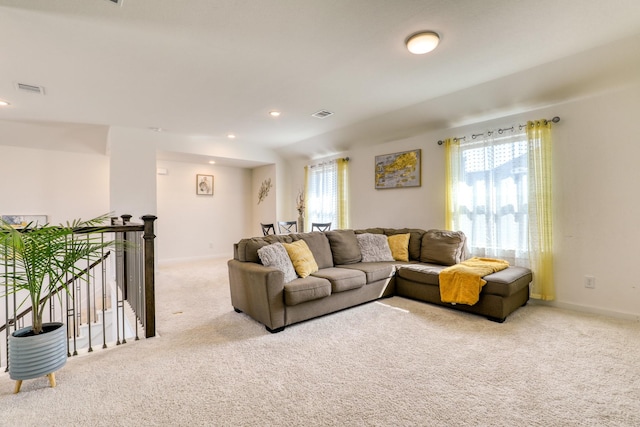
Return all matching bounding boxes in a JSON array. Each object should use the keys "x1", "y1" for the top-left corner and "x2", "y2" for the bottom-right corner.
[{"x1": 1, "y1": 258, "x2": 639, "y2": 426}]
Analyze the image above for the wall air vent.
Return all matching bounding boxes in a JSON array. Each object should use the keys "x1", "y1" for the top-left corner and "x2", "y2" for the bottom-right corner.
[
  {"x1": 15, "y1": 82, "x2": 45, "y2": 95},
  {"x1": 311, "y1": 110, "x2": 334, "y2": 119}
]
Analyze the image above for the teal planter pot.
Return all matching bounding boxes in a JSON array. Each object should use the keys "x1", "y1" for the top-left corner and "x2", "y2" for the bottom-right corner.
[{"x1": 8, "y1": 322, "x2": 67, "y2": 391}]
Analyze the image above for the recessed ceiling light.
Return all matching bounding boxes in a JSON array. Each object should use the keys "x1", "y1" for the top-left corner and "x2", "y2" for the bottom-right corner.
[
  {"x1": 208, "y1": 160, "x2": 216, "y2": 164},
  {"x1": 149, "y1": 127, "x2": 164, "y2": 132},
  {"x1": 269, "y1": 111, "x2": 281, "y2": 117},
  {"x1": 312, "y1": 110, "x2": 333, "y2": 119},
  {"x1": 406, "y1": 31, "x2": 440, "y2": 54},
  {"x1": 227, "y1": 133, "x2": 236, "y2": 139},
  {"x1": 0, "y1": 100, "x2": 10, "y2": 107}
]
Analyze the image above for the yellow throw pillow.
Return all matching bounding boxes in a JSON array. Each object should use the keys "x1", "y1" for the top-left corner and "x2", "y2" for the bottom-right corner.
[
  {"x1": 388, "y1": 233, "x2": 410, "y2": 262},
  {"x1": 283, "y1": 240, "x2": 319, "y2": 278}
]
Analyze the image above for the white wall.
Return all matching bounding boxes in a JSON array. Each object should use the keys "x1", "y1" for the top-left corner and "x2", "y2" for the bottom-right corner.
[
  {"x1": 252, "y1": 164, "x2": 277, "y2": 236},
  {"x1": 0, "y1": 145, "x2": 109, "y2": 224},
  {"x1": 156, "y1": 160, "x2": 251, "y2": 262},
  {"x1": 107, "y1": 127, "x2": 158, "y2": 220},
  {"x1": 287, "y1": 137, "x2": 446, "y2": 231},
  {"x1": 550, "y1": 84, "x2": 640, "y2": 319}
]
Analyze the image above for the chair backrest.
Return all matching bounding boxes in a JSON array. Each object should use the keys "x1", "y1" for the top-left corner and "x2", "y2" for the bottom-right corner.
[
  {"x1": 277, "y1": 221, "x2": 297, "y2": 234},
  {"x1": 311, "y1": 222, "x2": 331, "y2": 232},
  {"x1": 260, "y1": 223, "x2": 276, "y2": 236}
]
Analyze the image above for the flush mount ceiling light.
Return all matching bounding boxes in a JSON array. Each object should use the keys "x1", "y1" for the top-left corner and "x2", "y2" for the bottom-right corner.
[
  {"x1": 227, "y1": 133, "x2": 236, "y2": 139},
  {"x1": 0, "y1": 100, "x2": 10, "y2": 106},
  {"x1": 405, "y1": 31, "x2": 440, "y2": 54},
  {"x1": 269, "y1": 111, "x2": 281, "y2": 117}
]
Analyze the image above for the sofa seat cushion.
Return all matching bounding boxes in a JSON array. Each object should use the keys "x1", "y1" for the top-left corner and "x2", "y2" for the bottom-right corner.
[
  {"x1": 482, "y1": 266, "x2": 532, "y2": 297},
  {"x1": 337, "y1": 262, "x2": 396, "y2": 284},
  {"x1": 396, "y1": 264, "x2": 532, "y2": 298},
  {"x1": 284, "y1": 276, "x2": 331, "y2": 306},
  {"x1": 396, "y1": 264, "x2": 444, "y2": 285},
  {"x1": 311, "y1": 267, "x2": 366, "y2": 293}
]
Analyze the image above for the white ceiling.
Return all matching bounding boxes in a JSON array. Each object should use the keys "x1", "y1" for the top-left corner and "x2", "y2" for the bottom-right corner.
[{"x1": 1, "y1": 0, "x2": 640, "y2": 163}]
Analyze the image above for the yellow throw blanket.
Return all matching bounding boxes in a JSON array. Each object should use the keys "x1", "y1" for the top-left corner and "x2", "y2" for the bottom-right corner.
[{"x1": 439, "y1": 257, "x2": 510, "y2": 306}]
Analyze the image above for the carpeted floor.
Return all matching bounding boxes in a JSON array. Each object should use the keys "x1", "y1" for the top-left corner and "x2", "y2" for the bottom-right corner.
[{"x1": 1, "y1": 257, "x2": 639, "y2": 426}]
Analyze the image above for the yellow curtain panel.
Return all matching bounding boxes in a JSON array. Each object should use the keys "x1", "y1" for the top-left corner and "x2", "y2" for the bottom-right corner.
[
  {"x1": 527, "y1": 120, "x2": 555, "y2": 300},
  {"x1": 336, "y1": 158, "x2": 349, "y2": 229},
  {"x1": 444, "y1": 138, "x2": 459, "y2": 230}
]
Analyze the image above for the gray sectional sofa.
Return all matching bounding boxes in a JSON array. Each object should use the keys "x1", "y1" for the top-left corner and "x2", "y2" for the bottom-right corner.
[{"x1": 228, "y1": 228, "x2": 532, "y2": 332}]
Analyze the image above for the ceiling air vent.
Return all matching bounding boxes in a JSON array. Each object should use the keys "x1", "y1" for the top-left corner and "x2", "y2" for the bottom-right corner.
[
  {"x1": 15, "y1": 82, "x2": 45, "y2": 95},
  {"x1": 105, "y1": 0, "x2": 123, "y2": 5},
  {"x1": 311, "y1": 110, "x2": 334, "y2": 119}
]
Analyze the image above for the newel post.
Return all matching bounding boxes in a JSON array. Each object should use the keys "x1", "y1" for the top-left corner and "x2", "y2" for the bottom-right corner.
[{"x1": 141, "y1": 215, "x2": 157, "y2": 338}]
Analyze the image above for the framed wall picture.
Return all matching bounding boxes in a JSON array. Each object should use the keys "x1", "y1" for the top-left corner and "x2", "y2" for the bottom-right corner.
[
  {"x1": 374, "y1": 149, "x2": 421, "y2": 189},
  {"x1": 1, "y1": 215, "x2": 48, "y2": 228},
  {"x1": 196, "y1": 174, "x2": 214, "y2": 195}
]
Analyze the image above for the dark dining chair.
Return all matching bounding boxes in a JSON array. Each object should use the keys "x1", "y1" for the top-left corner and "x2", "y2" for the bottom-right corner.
[
  {"x1": 311, "y1": 222, "x2": 331, "y2": 232},
  {"x1": 277, "y1": 221, "x2": 298, "y2": 234},
  {"x1": 260, "y1": 223, "x2": 276, "y2": 236}
]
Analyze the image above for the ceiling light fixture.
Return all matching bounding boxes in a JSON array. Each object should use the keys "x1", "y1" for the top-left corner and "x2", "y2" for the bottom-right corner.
[
  {"x1": 0, "y1": 100, "x2": 10, "y2": 106},
  {"x1": 208, "y1": 160, "x2": 216, "y2": 164},
  {"x1": 405, "y1": 31, "x2": 440, "y2": 54},
  {"x1": 227, "y1": 133, "x2": 236, "y2": 139},
  {"x1": 269, "y1": 111, "x2": 281, "y2": 117}
]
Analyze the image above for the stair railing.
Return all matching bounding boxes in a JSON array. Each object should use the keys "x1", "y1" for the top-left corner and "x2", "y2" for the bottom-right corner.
[{"x1": 1, "y1": 214, "x2": 157, "y2": 372}]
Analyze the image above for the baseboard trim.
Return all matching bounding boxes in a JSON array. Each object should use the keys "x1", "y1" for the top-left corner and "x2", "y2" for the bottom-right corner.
[{"x1": 531, "y1": 299, "x2": 640, "y2": 322}]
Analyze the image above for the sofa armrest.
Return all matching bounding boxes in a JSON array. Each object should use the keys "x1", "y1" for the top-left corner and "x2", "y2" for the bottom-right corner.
[{"x1": 227, "y1": 259, "x2": 286, "y2": 331}]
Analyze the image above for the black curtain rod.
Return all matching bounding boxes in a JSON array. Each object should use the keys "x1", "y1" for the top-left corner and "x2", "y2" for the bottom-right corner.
[
  {"x1": 437, "y1": 116, "x2": 560, "y2": 145},
  {"x1": 308, "y1": 156, "x2": 350, "y2": 168}
]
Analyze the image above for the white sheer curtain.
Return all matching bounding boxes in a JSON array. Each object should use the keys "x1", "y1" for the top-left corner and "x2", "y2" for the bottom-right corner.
[
  {"x1": 447, "y1": 129, "x2": 530, "y2": 267},
  {"x1": 306, "y1": 161, "x2": 338, "y2": 226}
]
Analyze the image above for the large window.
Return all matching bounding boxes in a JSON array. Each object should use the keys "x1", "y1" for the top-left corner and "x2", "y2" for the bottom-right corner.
[
  {"x1": 448, "y1": 119, "x2": 555, "y2": 300},
  {"x1": 448, "y1": 131, "x2": 530, "y2": 266},
  {"x1": 305, "y1": 158, "x2": 349, "y2": 230}
]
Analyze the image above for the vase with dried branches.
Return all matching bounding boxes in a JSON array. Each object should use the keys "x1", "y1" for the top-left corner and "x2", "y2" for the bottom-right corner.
[{"x1": 296, "y1": 189, "x2": 305, "y2": 232}]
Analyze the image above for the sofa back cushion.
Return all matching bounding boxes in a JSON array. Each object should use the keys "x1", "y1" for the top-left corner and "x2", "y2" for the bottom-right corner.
[
  {"x1": 290, "y1": 232, "x2": 334, "y2": 269},
  {"x1": 235, "y1": 235, "x2": 293, "y2": 263},
  {"x1": 420, "y1": 229, "x2": 468, "y2": 266},
  {"x1": 325, "y1": 229, "x2": 362, "y2": 265}
]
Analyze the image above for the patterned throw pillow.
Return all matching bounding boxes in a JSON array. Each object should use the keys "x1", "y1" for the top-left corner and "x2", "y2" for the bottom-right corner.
[
  {"x1": 387, "y1": 233, "x2": 410, "y2": 262},
  {"x1": 257, "y1": 243, "x2": 298, "y2": 283},
  {"x1": 356, "y1": 233, "x2": 394, "y2": 262},
  {"x1": 282, "y1": 240, "x2": 319, "y2": 278}
]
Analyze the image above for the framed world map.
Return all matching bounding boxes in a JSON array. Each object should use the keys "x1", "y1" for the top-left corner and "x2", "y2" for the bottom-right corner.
[{"x1": 374, "y1": 149, "x2": 421, "y2": 189}]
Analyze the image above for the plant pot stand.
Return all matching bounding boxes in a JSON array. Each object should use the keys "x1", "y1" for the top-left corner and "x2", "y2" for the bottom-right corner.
[{"x1": 13, "y1": 373, "x2": 57, "y2": 394}]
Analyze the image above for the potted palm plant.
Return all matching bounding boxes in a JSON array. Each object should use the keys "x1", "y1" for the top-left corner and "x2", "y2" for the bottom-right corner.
[{"x1": 0, "y1": 214, "x2": 113, "y2": 393}]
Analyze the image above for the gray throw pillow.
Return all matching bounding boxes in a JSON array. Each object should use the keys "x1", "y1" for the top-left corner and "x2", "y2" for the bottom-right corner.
[
  {"x1": 356, "y1": 233, "x2": 394, "y2": 262},
  {"x1": 257, "y1": 242, "x2": 297, "y2": 283}
]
